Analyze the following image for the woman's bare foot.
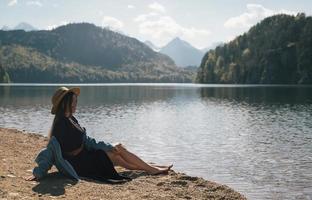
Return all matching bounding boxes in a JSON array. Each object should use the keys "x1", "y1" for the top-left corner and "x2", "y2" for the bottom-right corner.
[
  {"x1": 151, "y1": 164, "x2": 173, "y2": 170},
  {"x1": 24, "y1": 175, "x2": 37, "y2": 181},
  {"x1": 148, "y1": 165, "x2": 173, "y2": 175}
]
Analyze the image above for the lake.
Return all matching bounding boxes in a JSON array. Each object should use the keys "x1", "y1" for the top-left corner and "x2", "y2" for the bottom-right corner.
[{"x1": 0, "y1": 83, "x2": 312, "y2": 199}]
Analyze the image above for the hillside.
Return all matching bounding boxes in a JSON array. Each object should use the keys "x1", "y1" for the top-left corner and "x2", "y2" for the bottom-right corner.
[
  {"x1": 160, "y1": 37, "x2": 204, "y2": 67},
  {"x1": 196, "y1": 13, "x2": 312, "y2": 84},
  {"x1": 0, "y1": 23, "x2": 193, "y2": 83},
  {"x1": 0, "y1": 45, "x2": 192, "y2": 83},
  {"x1": 144, "y1": 40, "x2": 160, "y2": 52},
  {"x1": 0, "y1": 63, "x2": 10, "y2": 83}
]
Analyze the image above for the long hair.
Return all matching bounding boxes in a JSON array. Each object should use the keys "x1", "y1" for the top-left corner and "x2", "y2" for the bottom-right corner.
[{"x1": 48, "y1": 92, "x2": 75, "y2": 139}]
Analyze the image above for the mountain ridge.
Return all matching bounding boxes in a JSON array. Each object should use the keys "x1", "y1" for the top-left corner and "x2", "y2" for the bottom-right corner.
[
  {"x1": 160, "y1": 37, "x2": 204, "y2": 67},
  {"x1": 0, "y1": 23, "x2": 194, "y2": 83}
]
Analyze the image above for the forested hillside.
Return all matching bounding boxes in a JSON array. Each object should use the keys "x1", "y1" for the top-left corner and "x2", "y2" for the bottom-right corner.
[
  {"x1": 0, "y1": 45, "x2": 192, "y2": 83},
  {"x1": 0, "y1": 23, "x2": 193, "y2": 83},
  {"x1": 0, "y1": 62, "x2": 10, "y2": 83},
  {"x1": 196, "y1": 13, "x2": 312, "y2": 84}
]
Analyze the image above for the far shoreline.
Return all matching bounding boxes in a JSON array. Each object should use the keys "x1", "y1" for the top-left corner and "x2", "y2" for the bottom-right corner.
[{"x1": 1, "y1": 82, "x2": 312, "y2": 88}]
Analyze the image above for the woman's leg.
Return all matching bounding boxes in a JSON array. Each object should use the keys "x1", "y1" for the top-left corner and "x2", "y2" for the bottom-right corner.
[
  {"x1": 106, "y1": 150, "x2": 139, "y2": 170},
  {"x1": 108, "y1": 144, "x2": 172, "y2": 174}
]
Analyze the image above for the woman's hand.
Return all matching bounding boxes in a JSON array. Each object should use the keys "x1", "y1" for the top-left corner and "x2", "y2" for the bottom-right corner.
[
  {"x1": 24, "y1": 175, "x2": 38, "y2": 181},
  {"x1": 114, "y1": 143, "x2": 124, "y2": 154}
]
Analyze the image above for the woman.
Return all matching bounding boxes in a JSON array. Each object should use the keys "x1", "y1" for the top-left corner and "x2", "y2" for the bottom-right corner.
[{"x1": 26, "y1": 87, "x2": 172, "y2": 181}]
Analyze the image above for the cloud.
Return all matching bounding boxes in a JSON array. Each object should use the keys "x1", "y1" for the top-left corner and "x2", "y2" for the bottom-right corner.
[
  {"x1": 46, "y1": 21, "x2": 68, "y2": 30},
  {"x1": 26, "y1": 1, "x2": 42, "y2": 7},
  {"x1": 134, "y1": 12, "x2": 159, "y2": 22},
  {"x1": 224, "y1": 4, "x2": 296, "y2": 29},
  {"x1": 134, "y1": 13, "x2": 210, "y2": 47},
  {"x1": 97, "y1": 10, "x2": 104, "y2": 16},
  {"x1": 102, "y1": 16, "x2": 124, "y2": 30},
  {"x1": 8, "y1": 0, "x2": 17, "y2": 6},
  {"x1": 127, "y1": 5, "x2": 135, "y2": 9},
  {"x1": 226, "y1": 35, "x2": 236, "y2": 42},
  {"x1": 148, "y1": 2, "x2": 166, "y2": 13}
]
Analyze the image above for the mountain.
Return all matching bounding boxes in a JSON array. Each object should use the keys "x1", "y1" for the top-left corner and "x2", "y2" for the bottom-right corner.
[
  {"x1": 196, "y1": 13, "x2": 312, "y2": 84},
  {"x1": 160, "y1": 37, "x2": 204, "y2": 67},
  {"x1": 13, "y1": 22, "x2": 37, "y2": 31},
  {"x1": 0, "y1": 23, "x2": 194, "y2": 83},
  {"x1": 144, "y1": 40, "x2": 160, "y2": 51},
  {"x1": 0, "y1": 45, "x2": 131, "y2": 83},
  {"x1": 201, "y1": 42, "x2": 224, "y2": 53},
  {"x1": 1, "y1": 22, "x2": 37, "y2": 31},
  {"x1": 1, "y1": 26, "x2": 10, "y2": 31}
]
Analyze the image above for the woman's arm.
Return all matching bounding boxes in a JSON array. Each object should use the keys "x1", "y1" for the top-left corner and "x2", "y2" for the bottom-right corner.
[
  {"x1": 84, "y1": 134, "x2": 114, "y2": 152},
  {"x1": 28, "y1": 137, "x2": 80, "y2": 181},
  {"x1": 32, "y1": 147, "x2": 54, "y2": 180}
]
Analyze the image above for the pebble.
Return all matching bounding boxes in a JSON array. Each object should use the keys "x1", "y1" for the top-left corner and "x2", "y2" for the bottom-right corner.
[
  {"x1": 170, "y1": 180, "x2": 188, "y2": 186},
  {"x1": 7, "y1": 174, "x2": 16, "y2": 178},
  {"x1": 156, "y1": 182, "x2": 165, "y2": 186},
  {"x1": 8, "y1": 192, "x2": 19, "y2": 197}
]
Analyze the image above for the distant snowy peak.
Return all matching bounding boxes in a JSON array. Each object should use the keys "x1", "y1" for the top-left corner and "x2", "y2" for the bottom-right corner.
[
  {"x1": 144, "y1": 40, "x2": 160, "y2": 52},
  {"x1": 1, "y1": 22, "x2": 37, "y2": 31},
  {"x1": 160, "y1": 37, "x2": 203, "y2": 67},
  {"x1": 167, "y1": 37, "x2": 193, "y2": 48},
  {"x1": 14, "y1": 22, "x2": 37, "y2": 31},
  {"x1": 1, "y1": 25, "x2": 10, "y2": 31}
]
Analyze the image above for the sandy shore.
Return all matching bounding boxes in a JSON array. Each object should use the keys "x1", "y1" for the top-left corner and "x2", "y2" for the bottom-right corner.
[{"x1": 0, "y1": 127, "x2": 246, "y2": 200}]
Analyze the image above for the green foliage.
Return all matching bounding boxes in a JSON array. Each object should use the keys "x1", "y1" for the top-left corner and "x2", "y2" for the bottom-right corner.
[
  {"x1": 0, "y1": 23, "x2": 194, "y2": 83},
  {"x1": 0, "y1": 45, "x2": 193, "y2": 83},
  {"x1": 0, "y1": 62, "x2": 10, "y2": 83},
  {"x1": 196, "y1": 13, "x2": 312, "y2": 84}
]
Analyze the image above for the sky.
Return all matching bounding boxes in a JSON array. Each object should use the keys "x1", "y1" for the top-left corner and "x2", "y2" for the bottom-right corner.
[{"x1": 1, "y1": 0, "x2": 312, "y2": 49}]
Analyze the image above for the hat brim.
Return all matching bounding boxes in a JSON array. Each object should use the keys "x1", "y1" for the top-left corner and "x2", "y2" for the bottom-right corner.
[{"x1": 51, "y1": 87, "x2": 80, "y2": 114}]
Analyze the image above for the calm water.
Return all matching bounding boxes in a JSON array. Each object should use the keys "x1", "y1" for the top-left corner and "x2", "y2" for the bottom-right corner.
[{"x1": 1, "y1": 84, "x2": 312, "y2": 199}]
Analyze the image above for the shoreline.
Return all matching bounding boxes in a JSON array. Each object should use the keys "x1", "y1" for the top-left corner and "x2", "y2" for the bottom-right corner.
[
  {"x1": 0, "y1": 127, "x2": 246, "y2": 199},
  {"x1": 1, "y1": 83, "x2": 312, "y2": 87}
]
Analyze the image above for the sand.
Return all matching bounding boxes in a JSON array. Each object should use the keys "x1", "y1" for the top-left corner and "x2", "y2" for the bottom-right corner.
[{"x1": 0, "y1": 127, "x2": 247, "y2": 200}]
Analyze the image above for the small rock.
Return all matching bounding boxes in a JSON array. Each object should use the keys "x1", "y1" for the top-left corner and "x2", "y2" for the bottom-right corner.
[
  {"x1": 156, "y1": 182, "x2": 165, "y2": 186},
  {"x1": 7, "y1": 174, "x2": 16, "y2": 178},
  {"x1": 178, "y1": 175, "x2": 198, "y2": 181},
  {"x1": 171, "y1": 180, "x2": 188, "y2": 186},
  {"x1": 195, "y1": 183, "x2": 206, "y2": 187},
  {"x1": 8, "y1": 192, "x2": 19, "y2": 197}
]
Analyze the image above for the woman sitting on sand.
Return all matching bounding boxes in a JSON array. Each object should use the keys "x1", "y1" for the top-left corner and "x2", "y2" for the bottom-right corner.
[{"x1": 26, "y1": 87, "x2": 172, "y2": 182}]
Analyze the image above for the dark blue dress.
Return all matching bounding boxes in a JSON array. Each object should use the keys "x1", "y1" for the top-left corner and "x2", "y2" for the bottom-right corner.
[{"x1": 53, "y1": 115, "x2": 129, "y2": 182}]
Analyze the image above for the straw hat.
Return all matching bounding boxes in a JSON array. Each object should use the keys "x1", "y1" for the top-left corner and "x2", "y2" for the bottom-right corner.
[{"x1": 51, "y1": 87, "x2": 80, "y2": 114}]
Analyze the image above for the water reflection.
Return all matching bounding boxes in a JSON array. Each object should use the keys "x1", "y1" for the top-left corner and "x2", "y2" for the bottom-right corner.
[
  {"x1": 199, "y1": 86, "x2": 312, "y2": 105},
  {"x1": 0, "y1": 85, "x2": 200, "y2": 106},
  {"x1": 79, "y1": 86, "x2": 176, "y2": 105}
]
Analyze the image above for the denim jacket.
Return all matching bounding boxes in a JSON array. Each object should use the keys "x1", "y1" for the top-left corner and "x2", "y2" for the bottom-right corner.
[{"x1": 32, "y1": 134, "x2": 114, "y2": 180}]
